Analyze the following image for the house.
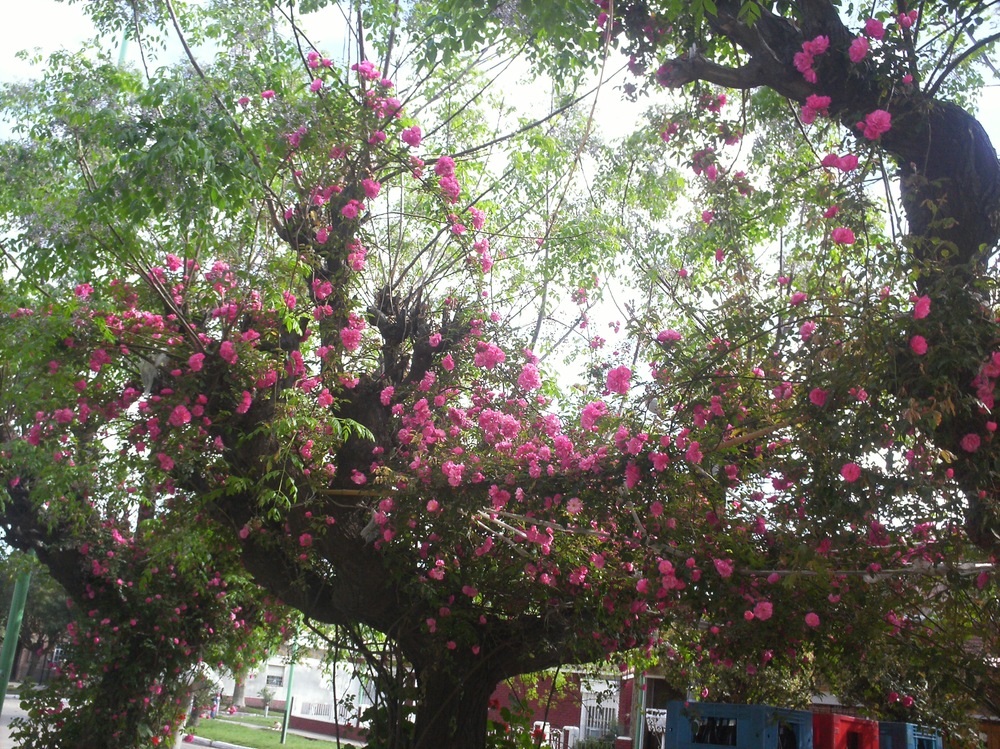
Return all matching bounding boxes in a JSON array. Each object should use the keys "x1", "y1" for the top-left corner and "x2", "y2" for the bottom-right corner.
[{"x1": 491, "y1": 670, "x2": 633, "y2": 748}]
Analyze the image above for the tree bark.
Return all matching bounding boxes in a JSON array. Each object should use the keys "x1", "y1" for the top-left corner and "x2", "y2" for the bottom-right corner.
[
  {"x1": 410, "y1": 659, "x2": 497, "y2": 749},
  {"x1": 231, "y1": 675, "x2": 246, "y2": 708}
]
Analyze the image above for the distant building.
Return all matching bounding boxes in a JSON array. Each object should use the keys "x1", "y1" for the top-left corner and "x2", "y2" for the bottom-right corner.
[{"x1": 217, "y1": 647, "x2": 371, "y2": 743}]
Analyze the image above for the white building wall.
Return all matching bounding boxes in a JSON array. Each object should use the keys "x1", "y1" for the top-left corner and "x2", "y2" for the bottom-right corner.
[{"x1": 218, "y1": 652, "x2": 374, "y2": 726}]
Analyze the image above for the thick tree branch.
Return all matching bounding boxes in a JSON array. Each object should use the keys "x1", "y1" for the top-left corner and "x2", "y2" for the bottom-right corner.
[{"x1": 656, "y1": 51, "x2": 810, "y2": 99}]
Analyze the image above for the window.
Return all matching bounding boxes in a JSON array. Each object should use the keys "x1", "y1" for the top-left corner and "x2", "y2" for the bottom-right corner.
[
  {"x1": 691, "y1": 717, "x2": 738, "y2": 746},
  {"x1": 585, "y1": 705, "x2": 617, "y2": 738},
  {"x1": 266, "y1": 664, "x2": 285, "y2": 688},
  {"x1": 358, "y1": 677, "x2": 376, "y2": 708},
  {"x1": 916, "y1": 737, "x2": 937, "y2": 749},
  {"x1": 777, "y1": 723, "x2": 800, "y2": 749},
  {"x1": 49, "y1": 646, "x2": 65, "y2": 666}
]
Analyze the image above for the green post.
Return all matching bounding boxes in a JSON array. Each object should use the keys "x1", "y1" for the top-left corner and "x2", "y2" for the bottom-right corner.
[
  {"x1": 117, "y1": 30, "x2": 129, "y2": 68},
  {"x1": 0, "y1": 568, "x2": 32, "y2": 719},
  {"x1": 280, "y1": 639, "x2": 296, "y2": 744}
]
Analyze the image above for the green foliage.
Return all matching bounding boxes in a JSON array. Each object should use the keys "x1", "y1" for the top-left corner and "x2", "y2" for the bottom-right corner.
[
  {"x1": 575, "y1": 737, "x2": 616, "y2": 749},
  {"x1": 412, "y1": 0, "x2": 602, "y2": 82},
  {"x1": 258, "y1": 686, "x2": 276, "y2": 706},
  {"x1": 0, "y1": 48, "x2": 274, "y2": 288}
]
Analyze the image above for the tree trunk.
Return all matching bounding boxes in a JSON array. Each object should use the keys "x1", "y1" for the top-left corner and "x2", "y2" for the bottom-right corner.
[
  {"x1": 881, "y1": 98, "x2": 1000, "y2": 273},
  {"x1": 231, "y1": 674, "x2": 246, "y2": 708},
  {"x1": 174, "y1": 692, "x2": 199, "y2": 749},
  {"x1": 410, "y1": 660, "x2": 497, "y2": 749}
]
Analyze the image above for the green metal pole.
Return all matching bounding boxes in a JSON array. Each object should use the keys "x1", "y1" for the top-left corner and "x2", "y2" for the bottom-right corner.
[
  {"x1": 0, "y1": 569, "x2": 32, "y2": 719},
  {"x1": 280, "y1": 640, "x2": 296, "y2": 744},
  {"x1": 117, "y1": 30, "x2": 129, "y2": 68}
]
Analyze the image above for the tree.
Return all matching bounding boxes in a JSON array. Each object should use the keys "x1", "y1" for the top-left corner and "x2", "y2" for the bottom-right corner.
[
  {"x1": 431, "y1": 0, "x2": 1000, "y2": 722},
  {"x1": 1, "y1": 2, "x2": 998, "y2": 748},
  {"x1": 431, "y1": 0, "x2": 1000, "y2": 542},
  {"x1": 259, "y1": 686, "x2": 276, "y2": 719}
]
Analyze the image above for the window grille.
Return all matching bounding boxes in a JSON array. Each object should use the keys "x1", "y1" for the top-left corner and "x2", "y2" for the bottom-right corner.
[{"x1": 585, "y1": 704, "x2": 616, "y2": 738}]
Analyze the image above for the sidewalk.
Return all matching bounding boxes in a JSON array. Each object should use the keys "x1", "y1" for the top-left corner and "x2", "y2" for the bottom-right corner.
[{"x1": 1, "y1": 690, "x2": 28, "y2": 749}]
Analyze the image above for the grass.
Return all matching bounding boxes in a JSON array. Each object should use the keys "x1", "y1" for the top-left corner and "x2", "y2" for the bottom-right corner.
[
  {"x1": 190, "y1": 719, "x2": 346, "y2": 748},
  {"x1": 238, "y1": 705, "x2": 270, "y2": 716},
  {"x1": 216, "y1": 713, "x2": 286, "y2": 728}
]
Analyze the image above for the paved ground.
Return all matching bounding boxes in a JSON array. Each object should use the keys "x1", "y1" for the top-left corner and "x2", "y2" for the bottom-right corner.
[{"x1": 0, "y1": 694, "x2": 29, "y2": 749}]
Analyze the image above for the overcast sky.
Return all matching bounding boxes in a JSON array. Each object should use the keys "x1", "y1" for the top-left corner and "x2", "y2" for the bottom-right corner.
[{"x1": 1, "y1": 1, "x2": 95, "y2": 81}]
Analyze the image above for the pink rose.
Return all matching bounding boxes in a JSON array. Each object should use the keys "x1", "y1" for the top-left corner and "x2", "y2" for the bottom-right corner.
[
  {"x1": 861, "y1": 109, "x2": 892, "y2": 140},
  {"x1": 805, "y1": 94, "x2": 831, "y2": 112},
  {"x1": 912, "y1": 295, "x2": 931, "y2": 319},
  {"x1": 581, "y1": 400, "x2": 608, "y2": 431},
  {"x1": 657, "y1": 329, "x2": 682, "y2": 343},
  {"x1": 401, "y1": 126, "x2": 422, "y2": 148},
  {"x1": 606, "y1": 366, "x2": 632, "y2": 395},
  {"x1": 960, "y1": 433, "x2": 981, "y2": 453},
  {"x1": 518, "y1": 363, "x2": 542, "y2": 391},
  {"x1": 219, "y1": 340, "x2": 238, "y2": 365},
  {"x1": 169, "y1": 405, "x2": 192, "y2": 427},
  {"x1": 831, "y1": 227, "x2": 856, "y2": 245},
  {"x1": 864, "y1": 18, "x2": 885, "y2": 40},
  {"x1": 713, "y1": 558, "x2": 734, "y2": 578},
  {"x1": 840, "y1": 462, "x2": 862, "y2": 482},
  {"x1": 849, "y1": 36, "x2": 870, "y2": 63},
  {"x1": 753, "y1": 601, "x2": 773, "y2": 621}
]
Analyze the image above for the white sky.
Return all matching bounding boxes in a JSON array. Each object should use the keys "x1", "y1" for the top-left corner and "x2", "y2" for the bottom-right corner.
[
  {"x1": 0, "y1": 1, "x2": 997, "y2": 161},
  {"x1": 0, "y1": 1, "x2": 92, "y2": 80}
]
